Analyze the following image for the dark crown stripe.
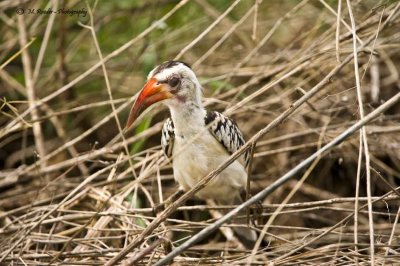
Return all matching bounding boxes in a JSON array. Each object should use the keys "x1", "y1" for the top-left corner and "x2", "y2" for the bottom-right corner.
[{"x1": 152, "y1": 60, "x2": 191, "y2": 75}]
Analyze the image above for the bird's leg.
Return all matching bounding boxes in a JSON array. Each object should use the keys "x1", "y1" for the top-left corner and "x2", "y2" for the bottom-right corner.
[
  {"x1": 240, "y1": 188, "x2": 252, "y2": 225},
  {"x1": 240, "y1": 188, "x2": 263, "y2": 226},
  {"x1": 254, "y1": 200, "x2": 264, "y2": 226},
  {"x1": 153, "y1": 188, "x2": 185, "y2": 214}
]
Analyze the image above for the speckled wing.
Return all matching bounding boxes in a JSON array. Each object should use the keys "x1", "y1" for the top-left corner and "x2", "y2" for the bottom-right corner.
[
  {"x1": 204, "y1": 111, "x2": 249, "y2": 167},
  {"x1": 161, "y1": 118, "x2": 175, "y2": 159}
]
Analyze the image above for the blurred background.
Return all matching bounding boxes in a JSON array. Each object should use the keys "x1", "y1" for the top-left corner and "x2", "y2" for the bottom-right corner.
[{"x1": 1, "y1": 0, "x2": 400, "y2": 264}]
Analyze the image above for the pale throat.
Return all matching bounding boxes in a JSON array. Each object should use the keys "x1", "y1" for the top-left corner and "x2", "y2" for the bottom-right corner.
[{"x1": 168, "y1": 100, "x2": 206, "y2": 138}]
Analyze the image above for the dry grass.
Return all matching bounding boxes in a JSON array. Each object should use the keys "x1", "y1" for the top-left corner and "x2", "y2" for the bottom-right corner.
[{"x1": 1, "y1": 0, "x2": 400, "y2": 265}]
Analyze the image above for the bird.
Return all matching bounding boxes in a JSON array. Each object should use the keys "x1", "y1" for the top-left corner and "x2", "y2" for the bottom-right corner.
[{"x1": 125, "y1": 60, "x2": 257, "y2": 246}]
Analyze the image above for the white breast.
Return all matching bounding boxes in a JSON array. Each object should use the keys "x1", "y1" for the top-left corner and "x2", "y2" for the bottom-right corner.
[{"x1": 172, "y1": 130, "x2": 247, "y2": 202}]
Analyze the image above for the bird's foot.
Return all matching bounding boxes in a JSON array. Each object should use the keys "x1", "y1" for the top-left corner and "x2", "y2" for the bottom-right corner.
[
  {"x1": 152, "y1": 202, "x2": 166, "y2": 215},
  {"x1": 252, "y1": 199, "x2": 264, "y2": 226},
  {"x1": 152, "y1": 189, "x2": 185, "y2": 215},
  {"x1": 239, "y1": 188, "x2": 264, "y2": 225}
]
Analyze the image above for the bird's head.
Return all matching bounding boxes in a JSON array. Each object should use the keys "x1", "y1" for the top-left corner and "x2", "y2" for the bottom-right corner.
[{"x1": 125, "y1": 60, "x2": 201, "y2": 129}]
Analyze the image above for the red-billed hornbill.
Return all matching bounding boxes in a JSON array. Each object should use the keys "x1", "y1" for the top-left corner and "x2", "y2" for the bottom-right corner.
[{"x1": 126, "y1": 60, "x2": 256, "y2": 245}]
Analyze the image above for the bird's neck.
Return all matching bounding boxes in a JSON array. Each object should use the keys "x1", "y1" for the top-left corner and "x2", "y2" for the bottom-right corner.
[{"x1": 168, "y1": 101, "x2": 206, "y2": 138}]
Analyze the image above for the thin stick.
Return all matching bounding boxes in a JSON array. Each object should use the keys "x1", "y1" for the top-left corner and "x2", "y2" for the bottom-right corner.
[
  {"x1": 17, "y1": 10, "x2": 46, "y2": 169},
  {"x1": 353, "y1": 132, "x2": 362, "y2": 265},
  {"x1": 192, "y1": 4, "x2": 256, "y2": 68},
  {"x1": 319, "y1": 0, "x2": 364, "y2": 47},
  {"x1": 346, "y1": 0, "x2": 375, "y2": 264},
  {"x1": 251, "y1": 0, "x2": 260, "y2": 41},
  {"x1": 336, "y1": 0, "x2": 342, "y2": 62},
  {"x1": 81, "y1": 2, "x2": 138, "y2": 180},
  {"x1": 0, "y1": 38, "x2": 36, "y2": 70},
  {"x1": 32, "y1": 0, "x2": 57, "y2": 82},
  {"x1": 124, "y1": 238, "x2": 166, "y2": 266},
  {"x1": 245, "y1": 142, "x2": 256, "y2": 225},
  {"x1": 174, "y1": 0, "x2": 241, "y2": 60},
  {"x1": 383, "y1": 206, "x2": 400, "y2": 265}
]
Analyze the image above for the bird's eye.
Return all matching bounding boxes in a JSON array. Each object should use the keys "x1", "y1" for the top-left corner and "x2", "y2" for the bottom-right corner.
[{"x1": 168, "y1": 76, "x2": 180, "y2": 87}]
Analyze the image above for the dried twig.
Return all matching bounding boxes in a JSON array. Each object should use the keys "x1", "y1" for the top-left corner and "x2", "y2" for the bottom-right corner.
[{"x1": 346, "y1": 0, "x2": 375, "y2": 263}]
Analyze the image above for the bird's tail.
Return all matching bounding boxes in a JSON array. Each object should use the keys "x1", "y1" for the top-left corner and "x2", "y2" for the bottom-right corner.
[{"x1": 218, "y1": 195, "x2": 257, "y2": 248}]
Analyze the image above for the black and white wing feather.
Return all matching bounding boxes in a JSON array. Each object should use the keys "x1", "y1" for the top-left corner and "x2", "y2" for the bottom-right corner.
[
  {"x1": 205, "y1": 111, "x2": 250, "y2": 167},
  {"x1": 161, "y1": 118, "x2": 175, "y2": 159}
]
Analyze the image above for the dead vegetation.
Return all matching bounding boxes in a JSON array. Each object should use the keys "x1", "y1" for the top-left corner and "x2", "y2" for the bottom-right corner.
[{"x1": 1, "y1": 0, "x2": 400, "y2": 265}]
